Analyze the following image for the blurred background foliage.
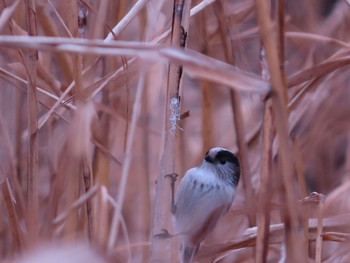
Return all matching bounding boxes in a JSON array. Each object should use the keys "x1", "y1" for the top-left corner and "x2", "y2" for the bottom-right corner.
[{"x1": 1, "y1": 0, "x2": 350, "y2": 262}]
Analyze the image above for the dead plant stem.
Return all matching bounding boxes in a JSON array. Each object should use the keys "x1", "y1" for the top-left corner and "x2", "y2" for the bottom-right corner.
[
  {"x1": 25, "y1": 0, "x2": 39, "y2": 245},
  {"x1": 107, "y1": 73, "x2": 146, "y2": 251},
  {"x1": 213, "y1": 0, "x2": 256, "y2": 227},
  {"x1": 150, "y1": 0, "x2": 192, "y2": 261},
  {"x1": 256, "y1": 100, "x2": 274, "y2": 263},
  {"x1": 2, "y1": 178, "x2": 23, "y2": 252},
  {"x1": 254, "y1": 0, "x2": 306, "y2": 260}
]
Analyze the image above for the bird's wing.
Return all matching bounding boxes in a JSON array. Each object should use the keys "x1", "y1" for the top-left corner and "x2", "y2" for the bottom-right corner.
[{"x1": 174, "y1": 168, "x2": 234, "y2": 237}]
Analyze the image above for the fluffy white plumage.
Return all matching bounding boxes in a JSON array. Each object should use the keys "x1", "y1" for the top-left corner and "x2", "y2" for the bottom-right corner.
[{"x1": 174, "y1": 147, "x2": 240, "y2": 263}]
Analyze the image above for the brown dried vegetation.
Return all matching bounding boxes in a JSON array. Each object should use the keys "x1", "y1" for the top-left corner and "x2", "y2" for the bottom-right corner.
[{"x1": 0, "y1": 0, "x2": 350, "y2": 262}]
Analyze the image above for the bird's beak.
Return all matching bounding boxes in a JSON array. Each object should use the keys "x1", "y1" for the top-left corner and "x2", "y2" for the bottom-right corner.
[{"x1": 204, "y1": 155, "x2": 214, "y2": 163}]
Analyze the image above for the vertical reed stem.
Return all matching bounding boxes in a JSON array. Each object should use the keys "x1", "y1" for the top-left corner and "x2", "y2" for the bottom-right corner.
[
  {"x1": 25, "y1": 0, "x2": 39, "y2": 245},
  {"x1": 255, "y1": 0, "x2": 306, "y2": 260},
  {"x1": 255, "y1": 100, "x2": 274, "y2": 263},
  {"x1": 151, "y1": 0, "x2": 192, "y2": 261}
]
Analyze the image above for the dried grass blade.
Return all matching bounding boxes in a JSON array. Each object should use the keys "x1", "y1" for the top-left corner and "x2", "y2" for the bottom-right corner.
[
  {"x1": 106, "y1": 191, "x2": 132, "y2": 262},
  {"x1": 255, "y1": 100, "x2": 274, "y2": 263},
  {"x1": 161, "y1": 47, "x2": 269, "y2": 93},
  {"x1": 286, "y1": 31, "x2": 350, "y2": 48},
  {"x1": 322, "y1": 232, "x2": 350, "y2": 242},
  {"x1": 53, "y1": 185, "x2": 99, "y2": 225},
  {"x1": 190, "y1": 0, "x2": 216, "y2": 16},
  {"x1": 107, "y1": 73, "x2": 146, "y2": 251},
  {"x1": 276, "y1": 0, "x2": 288, "y2": 104},
  {"x1": 91, "y1": 138, "x2": 122, "y2": 166},
  {"x1": 104, "y1": 0, "x2": 148, "y2": 41},
  {"x1": 0, "y1": 0, "x2": 21, "y2": 33},
  {"x1": 255, "y1": 0, "x2": 306, "y2": 260},
  {"x1": 151, "y1": 0, "x2": 192, "y2": 261},
  {"x1": 0, "y1": 36, "x2": 269, "y2": 93},
  {"x1": 315, "y1": 194, "x2": 325, "y2": 263},
  {"x1": 37, "y1": 1, "x2": 74, "y2": 82},
  {"x1": 24, "y1": 0, "x2": 39, "y2": 245},
  {"x1": 2, "y1": 178, "x2": 23, "y2": 251},
  {"x1": 0, "y1": 67, "x2": 75, "y2": 111},
  {"x1": 95, "y1": 186, "x2": 110, "y2": 249},
  {"x1": 0, "y1": 106, "x2": 26, "y2": 216},
  {"x1": 214, "y1": 0, "x2": 256, "y2": 228},
  {"x1": 81, "y1": 156, "x2": 94, "y2": 241},
  {"x1": 47, "y1": 0, "x2": 73, "y2": 37},
  {"x1": 288, "y1": 57, "x2": 350, "y2": 88}
]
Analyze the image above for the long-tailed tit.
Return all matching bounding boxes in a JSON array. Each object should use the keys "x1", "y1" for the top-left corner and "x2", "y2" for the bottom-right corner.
[{"x1": 174, "y1": 147, "x2": 240, "y2": 263}]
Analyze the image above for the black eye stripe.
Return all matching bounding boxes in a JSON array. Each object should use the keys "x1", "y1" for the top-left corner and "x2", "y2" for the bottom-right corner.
[
  {"x1": 219, "y1": 158, "x2": 226, "y2": 164},
  {"x1": 215, "y1": 150, "x2": 240, "y2": 168}
]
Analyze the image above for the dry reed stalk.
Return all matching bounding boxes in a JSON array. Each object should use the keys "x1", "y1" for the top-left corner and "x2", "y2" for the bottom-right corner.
[
  {"x1": 75, "y1": 2, "x2": 95, "y2": 242},
  {"x1": 62, "y1": 158, "x2": 81, "y2": 240},
  {"x1": 92, "y1": 59, "x2": 115, "y2": 249},
  {"x1": 2, "y1": 178, "x2": 23, "y2": 252},
  {"x1": 61, "y1": 100, "x2": 95, "y2": 240},
  {"x1": 255, "y1": 100, "x2": 274, "y2": 263},
  {"x1": 53, "y1": 185, "x2": 98, "y2": 225},
  {"x1": 288, "y1": 55, "x2": 350, "y2": 88},
  {"x1": 0, "y1": 102, "x2": 25, "y2": 220},
  {"x1": 36, "y1": 1, "x2": 74, "y2": 83},
  {"x1": 96, "y1": 186, "x2": 109, "y2": 249},
  {"x1": 104, "y1": 0, "x2": 148, "y2": 41},
  {"x1": 108, "y1": 73, "x2": 146, "y2": 251},
  {"x1": 0, "y1": 36, "x2": 269, "y2": 93},
  {"x1": 150, "y1": 0, "x2": 249, "y2": 44},
  {"x1": 277, "y1": 0, "x2": 308, "y2": 248},
  {"x1": 92, "y1": 59, "x2": 115, "y2": 185},
  {"x1": 286, "y1": 31, "x2": 350, "y2": 48},
  {"x1": 62, "y1": 0, "x2": 82, "y2": 241},
  {"x1": 214, "y1": 0, "x2": 256, "y2": 228},
  {"x1": 0, "y1": 0, "x2": 349, "y2": 262},
  {"x1": 24, "y1": 0, "x2": 39, "y2": 246},
  {"x1": 207, "y1": 211, "x2": 350, "y2": 256},
  {"x1": 315, "y1": 194, "x2": 325, "y2": 263},
  {"x1": 254, "y1": 0, "x2": 306, "y2": 261},
  {"x1": 200, "y1": 79, "x2": 214, "y2": 151},
  {"x1": 106, "y1": 193, "x2": 133, "y2": 262},
  {"x1": 81, "y1": 156, "x2": 94, "y2": 241},
  {"x1": 198, "y1": 213, "x2": 349, "y2": 259},
  {"x1": 291, "y1": 139, "x2": 307, "y2": 197},
  {"x1": 0, "y1": 0, "x2": 21, "y2": 32},
  {"x1": 288, "y1": 76, "x2": 323, "y2": 111},
  {"x1": 299, "y1": 192, "x2": 327, "y2": 261},
  {"x1": 0, "y1": 68, "x2": 75, "y2": 122},
  {"x1": 122, "y1": 60, "x2": 130, "y2": 153},
  {"x1": 276, "y1": 0, "x2": 287, "y2": 105},
  {"x1": 150, "y1": 0, "x2": 192, "y2": 261},
  {"x1": 139, "y1": 75, "x2": 152, "y2": 262},
  {"x1": 14, "y1": 88, "x2": 26, "y2": 216},
  {"x1": 198, "y1": 11, "x2": 214, "y2": 152}
]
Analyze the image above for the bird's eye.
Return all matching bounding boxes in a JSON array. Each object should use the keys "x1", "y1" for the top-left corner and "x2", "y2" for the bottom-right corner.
[{"x1": 219, "y1": 159, "x2": 226, "y2": 165}]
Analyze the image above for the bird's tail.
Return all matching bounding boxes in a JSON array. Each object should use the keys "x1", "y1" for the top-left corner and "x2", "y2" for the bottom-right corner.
[{"x1": 181, "y1": 244, "x2": 199, "y2": 263}]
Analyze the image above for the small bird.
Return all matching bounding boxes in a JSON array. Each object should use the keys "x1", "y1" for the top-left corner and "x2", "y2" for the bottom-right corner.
[{"x1": 174, "y1": 147, "x2": 241, "y2": 263}]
